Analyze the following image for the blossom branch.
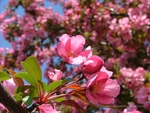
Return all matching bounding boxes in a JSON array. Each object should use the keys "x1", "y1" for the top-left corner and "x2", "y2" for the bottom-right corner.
[{"x1": 0, "y1": 82, "x2": 28, "y2": 113}]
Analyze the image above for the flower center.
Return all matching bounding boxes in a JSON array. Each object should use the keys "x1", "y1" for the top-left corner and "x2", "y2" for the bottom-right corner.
[
  {"x1": 90, "y1": 82, "x2": 101, "y2": 93},
  {"x1": 67, "y1": 51, "x2": 75, "y2": 57}
]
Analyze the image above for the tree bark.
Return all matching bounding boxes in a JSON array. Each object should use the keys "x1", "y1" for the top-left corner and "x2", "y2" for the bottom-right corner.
[{"x1": 0, "y1": 82, "x2": 28, "y2": 113}]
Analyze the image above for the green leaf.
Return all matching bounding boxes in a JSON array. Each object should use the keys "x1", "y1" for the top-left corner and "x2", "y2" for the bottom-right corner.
[
  {"x1": 15, "y1": 72, "x2": 37, "y2": 88},
  {"x1": 14, "y1": 93, "x2": 22, "y2": 102},
  {"x1": 47, "y1": 80, "x2": 63, "y2": 93},
  {"x1": 21, "y1": 56, "x2": 42, "y2": 81},
  {"x1": 15, "y1": 86, "x2": 31, "y2": 94},
  {"x1": 54, "y1": 97, "x2": 65, "y2": 102},
  {"x1": 22, "y1": 96, "x2": 33, "y2": 106},
  {"x1": 38, "y1": 80, "x2": 47, "y2": 92},
  {"x1": 146, "y1": 73, "x2": 150, "y2": 78},
  {"x1": 15, "y1": 86, "x2": 38, "y2": 99},
  {"x1": 63, "y1": 78, "x2": 74, "y2": 84},
  {"x1": 28, "y1": 87, "x2": 38, "y2": 99},
  {"x1": 0, "y1": 71, "x2": 11, "y2": 81}
]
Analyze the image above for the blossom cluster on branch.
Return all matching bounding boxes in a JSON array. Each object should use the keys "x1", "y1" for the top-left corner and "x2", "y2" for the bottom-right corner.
[{"x1": 0, "y1": 0, "x2": 150, "y2": 112}]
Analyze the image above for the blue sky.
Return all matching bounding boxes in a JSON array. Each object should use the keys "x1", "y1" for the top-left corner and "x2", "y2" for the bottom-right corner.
[
  {"x1": 0, "y1": 0, "x2": 63, "y2": 48},
  {"x1": 0, "y1": 0, "x2": 11, "y2": 48}
]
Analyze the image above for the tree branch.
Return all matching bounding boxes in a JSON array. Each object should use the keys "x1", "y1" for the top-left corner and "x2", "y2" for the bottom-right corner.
[{"x1": 0, "y1": 82, "x2": 28, "y2": 113}]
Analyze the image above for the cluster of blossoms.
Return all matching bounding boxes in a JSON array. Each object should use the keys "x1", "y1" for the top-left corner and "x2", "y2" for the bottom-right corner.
[
  {"x1": 0, "y1": 0, "x2": 150, "y2": 112},
  {"x1": 0, "y1": 34, "x2": 120, "y2": 113},
  {"x1": 119, "y1": 67, "x2": 146, "y2": 90},
  {"x1": 135, "y1": 86, "x2": 150, "y2": 110},
  {"x1": 56, "y1": 34, "x2": 120, "y2": 105}
]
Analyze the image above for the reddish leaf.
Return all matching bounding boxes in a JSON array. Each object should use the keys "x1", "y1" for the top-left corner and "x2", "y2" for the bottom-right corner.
[
  {"x1": 66, "y1": 84, "x2": 82, "y2": 90},
  {"x1": 72, "y1": 90, "x2": 87, "y2": 101},
  {"x1": 0, "y1": 65, "x2": 3, "y2": 71},
  {"x1": 8, "y1": 69, "x2": 24, "y2": 86}
]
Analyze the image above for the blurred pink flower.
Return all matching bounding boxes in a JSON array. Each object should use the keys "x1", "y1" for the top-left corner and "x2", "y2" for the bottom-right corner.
[
  {"x1": 0, "y1": 103, "x2": 8, "y2": 112},
  {"x1": 38, "y1": 104, "x2": 60, "y2": 113},
  {"x1": 3, "y1": 78, "x2": 16, "y2": 95},
  {"x1": 86, "y1": 72, "x2": 120, "y2": 105},
  {"x1": 120, "y1": 67, "x2": 146, "y2": 90},
  {"x1": 57, "y1": 34, "x2": 86, "y2": 64},
  {"x1": 123, "y1": 102, "x2": 142, "y2": 113},
  {"x1": 47, "y1": 69, "x2": 64, "y2": 81},
  {"x1": 82, "y1": 55, "x2": 104, "y2": 74},
  {"x1": 135, "y1": 86, "x2": 150, "y2": 110}
]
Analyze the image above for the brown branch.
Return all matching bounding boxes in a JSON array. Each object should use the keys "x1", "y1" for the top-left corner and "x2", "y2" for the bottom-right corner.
[{"x1": 0, "y1": 82, "x2": 28, "y2": 113}]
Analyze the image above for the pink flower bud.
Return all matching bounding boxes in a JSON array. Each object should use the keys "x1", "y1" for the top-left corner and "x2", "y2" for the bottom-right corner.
[
  {"x1": 48, "y1": 69, "x2": 64, "y2": 81},
  {"x1": 82, "y1": 55, "x2": 104, "y2": 74}
]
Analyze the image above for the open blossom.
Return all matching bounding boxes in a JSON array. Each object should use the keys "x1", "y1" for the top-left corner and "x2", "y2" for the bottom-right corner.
[
  {"x1": 86, "y1": 72, "x2": 120, "y2": 105},
  {"x1": 57, "y1": 34, "x2": 85, "y2": 64},
  {"x1": 38, "y1": 104, "x2": 60, "y2": 113},
  {"x1": 82, "y1": 55, "x2": 104, "y2": 74}
]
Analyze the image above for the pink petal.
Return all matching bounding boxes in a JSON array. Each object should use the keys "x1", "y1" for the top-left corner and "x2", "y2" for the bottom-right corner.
[
  {"x1": 94, "y1": 93, "x2": 115, "y2": 104},
  {"x1": 71, "y1": 55, "x2": 85, "y2": 64},
  {"x1": 57, "y1": 42, "x2": 68, "y2": 62},
  {"x1": 100, "y1": 66, "x2": 113, "y2": 77},
  {"x1": 96, "y1": 72, "x2": 109, "y2": 82},
  {"x1": 71, "y1": 35, "x2": 85, "y2": 53},
  {"x1": 65, "y1": 38, "x2": 71, "y2": 53},
  {"x1": 101, "y1": 79, "x2": 120, "y2": 97},
  {"x1": 59, "y1": 34, "x2": 70, "y2": 45},
  {"x1": 39, "y1": 104, "x2": 60, "y2": 113}
]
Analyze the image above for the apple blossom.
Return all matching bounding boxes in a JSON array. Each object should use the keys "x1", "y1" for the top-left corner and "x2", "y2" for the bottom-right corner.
[
  {"x1": 57, "y1": 34, "x2": 85, "y2": 64},
  {"x1": 0, "y1": 0, "x2": 149, "y2": 112},
  {"x1": 86, "y1": 72, "x2": 120, "y2": 105}
]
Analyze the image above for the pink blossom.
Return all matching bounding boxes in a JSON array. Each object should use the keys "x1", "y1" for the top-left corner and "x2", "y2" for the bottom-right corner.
[
  {"x1": 8, "y1": 0, "x2": 18, "y2": 6},
  {"x1": 38, "y1": 104, "x2": 60, "y2": 113},
  {"x1": 82, "y1": 55, "x2": 104, "y2": 74},
  {"x1": 123, "y1": 102, "x2": 142, "y2": 113},
  {"x1": 144, "y1": 101, "x2": 150, "y2": 110},
  {"x1": 47, "y1": 69, "x2": 64, "y2": 81},
  {"x1": 86, "y1": 72, "x2": 120, "y2": 105},
  {"x1": 120, "y1": 67, "x2": 146, "y2": 90},
  {"x1": 0, "y1": 103, "x2": 8, "y2": 112},
  {"x1": 57, "y1": 34, "x2": 85, "y2": 64},
  {"x1": 100, "y1": 66, "x2": 113, "y2": 77},
  {"x1": 135, "y1": 86, "x2": 150, "y2": 108},
  {"x1": 3, "y1": 78, "x2": 16, "y2": 95}
]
